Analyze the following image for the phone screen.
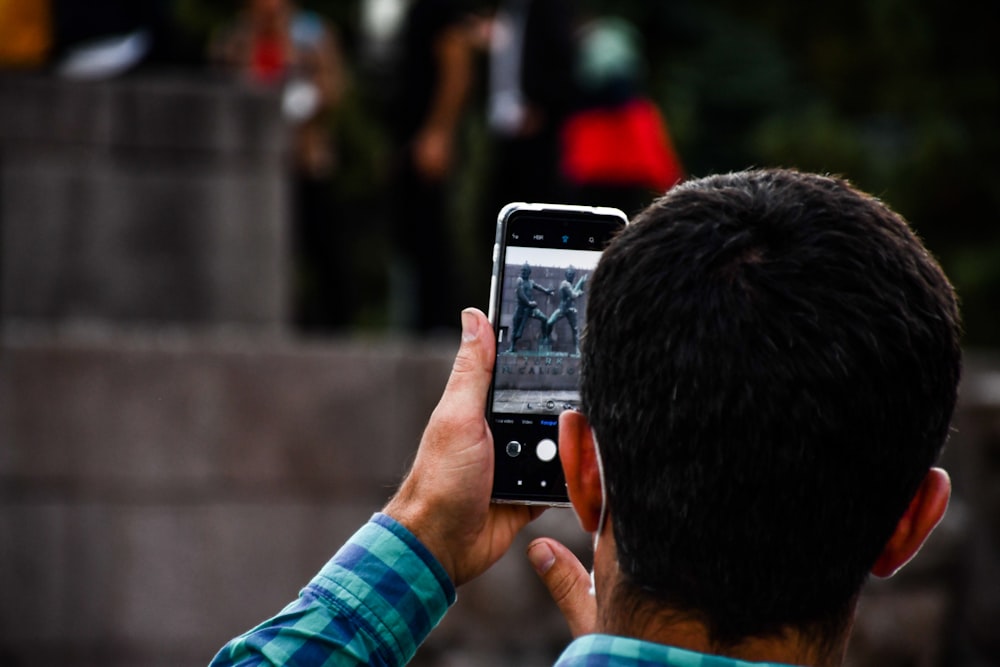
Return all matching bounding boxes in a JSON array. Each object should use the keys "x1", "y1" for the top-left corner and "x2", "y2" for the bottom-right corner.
[{"x1": 488, "y1": 204, "x2": 626, "y2": 504}]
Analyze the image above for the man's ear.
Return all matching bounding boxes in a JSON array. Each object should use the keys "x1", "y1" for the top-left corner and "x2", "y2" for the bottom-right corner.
[
  {"x1": 558, "y1": 410, "x2": 603, "y2": 533},
  {"x1": 871, "y1": 467, "x2": 951, "y2": 578}
]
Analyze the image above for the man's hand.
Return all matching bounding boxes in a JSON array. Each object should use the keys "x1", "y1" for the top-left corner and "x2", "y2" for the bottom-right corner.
[
  {"x1": 527, "y1": 537, "x2": 597, "y2": 637},
  {"x1": 384, "y1": 308, "x2": 543, "y2": 586},
  {"x1": 413, "y1": 125, "x2": 453, "y2": 183}
]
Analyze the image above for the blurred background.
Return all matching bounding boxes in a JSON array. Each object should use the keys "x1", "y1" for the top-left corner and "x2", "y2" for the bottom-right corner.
[{"x1": 1, "y1": 0, "x2": 997, "y2": 666}]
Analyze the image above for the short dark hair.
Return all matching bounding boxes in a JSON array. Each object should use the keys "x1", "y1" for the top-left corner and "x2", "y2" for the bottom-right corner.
[{"x1": 580, "y1": 169, "x2": 962, "y2": 648}]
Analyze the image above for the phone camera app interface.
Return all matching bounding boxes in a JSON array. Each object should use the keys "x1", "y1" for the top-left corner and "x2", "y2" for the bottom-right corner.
[{"x1": 493, "y1": 215, "x2": 611, "y2": 418}]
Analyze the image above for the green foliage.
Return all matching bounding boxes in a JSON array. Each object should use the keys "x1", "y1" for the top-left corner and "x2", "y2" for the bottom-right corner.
[{"x1": 585, "y1": 0, "x2": 1000, "y2": 346}]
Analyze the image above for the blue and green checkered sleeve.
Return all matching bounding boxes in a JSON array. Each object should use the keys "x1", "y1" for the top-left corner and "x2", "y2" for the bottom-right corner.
[{"x1": 210, "y1": 513, "x2": 456, "y2": 667}]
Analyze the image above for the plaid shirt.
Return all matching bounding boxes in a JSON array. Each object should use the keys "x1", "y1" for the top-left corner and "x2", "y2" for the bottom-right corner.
[
  {"x1": 210, "y1": 514, "x2": 798, "y2": 667},
  {"x1": 210, "y1": 513, "x2": 454, "y2": 667},
  {"x1": 555, "y1": 635, "x2": 798, "y2": 666}
]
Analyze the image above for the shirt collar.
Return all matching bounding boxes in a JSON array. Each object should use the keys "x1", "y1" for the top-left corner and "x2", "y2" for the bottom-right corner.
[{"x1": 554, "y1": 634, "x2": 804, "y2": 667}]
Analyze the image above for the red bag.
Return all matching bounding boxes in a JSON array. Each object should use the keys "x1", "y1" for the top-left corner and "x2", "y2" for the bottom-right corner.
[{"x1": 562, "y1": 98, "x2": 684, "y2": 191}]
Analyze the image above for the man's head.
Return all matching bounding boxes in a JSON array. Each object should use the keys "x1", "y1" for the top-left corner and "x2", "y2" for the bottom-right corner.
[
  {"x1": 574, "y1": 169, "x2": 961, "y2": 651},
  {"x1": 522, "y1": 263, "x2": 532, "y2": 279},
  {"x1": 566, "y1": 266, "x2": 576, "y2": 281}
]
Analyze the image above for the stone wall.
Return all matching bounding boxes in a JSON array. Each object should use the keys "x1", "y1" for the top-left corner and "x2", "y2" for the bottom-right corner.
[
  {"x1": 0, "y1": 327, "x2": 587, "y2": 667},
  {"x1": 2, "y1": 330, "x2": 998, "y2": 667},
  {"x1": 0, "y1": 74, "x2": 289, "y2": 330}
]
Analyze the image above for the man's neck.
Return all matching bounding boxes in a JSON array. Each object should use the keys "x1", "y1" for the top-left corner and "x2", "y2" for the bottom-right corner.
[
  {"x1": 598, "y1": 610, "x2": 844, "y2": 667},
  {"x1": 592, "y1": 552, "x2": 848, "y2": 667}
]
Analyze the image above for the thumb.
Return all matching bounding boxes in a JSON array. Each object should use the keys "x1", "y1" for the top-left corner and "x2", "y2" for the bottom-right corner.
[
  {"x1": 527, "y1": 538, "x2": 597, "y2": 637},
  {"x1": 442, "y1": 308, "x2": 494, "y2": 401},
  {"x1": 423, "y1": 308, "x2": 495, "y2": 445}
]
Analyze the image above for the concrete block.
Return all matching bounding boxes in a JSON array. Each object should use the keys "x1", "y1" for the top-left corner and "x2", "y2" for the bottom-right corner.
[
  {"x1": 3, "y1": 332, "x2": 998, "y2": 666},
  {"x1": 0, "y1": 75, "x2": 290, "y2": 329},
  {"x1": 0, "y1": 332, "x2": 455, "y2": 496},
  {"x1": 0, "y1": 500, "x2": 377, "y2": 666}
]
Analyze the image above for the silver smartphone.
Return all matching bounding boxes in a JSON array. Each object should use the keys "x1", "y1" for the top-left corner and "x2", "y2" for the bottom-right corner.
[{"x1": 487, "y1": 203, "x2": 628, "y2": 505}]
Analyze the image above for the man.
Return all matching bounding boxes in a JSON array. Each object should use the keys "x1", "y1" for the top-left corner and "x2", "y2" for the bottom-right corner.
[
  {"x1": 389, "y1": 0, "x2": 473, "y2": 333},
  {"x1": 487, "y1": 0, "x2": 578, "y2": 209},
  {"x1": 508, "y1": 262, "x2": 554, "y2": 352},
  {"x1": 546, "y1": 266, "x2": 586, "y2": 354},
  {"x1": 212, "y1": 0, "x2": 348, "y2": 329},
  {"x1": 211, "y1": 169, "x2": 961, "y2": 667}
]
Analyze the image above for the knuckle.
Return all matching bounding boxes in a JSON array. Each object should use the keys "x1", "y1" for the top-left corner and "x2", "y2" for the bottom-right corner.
[
  {"x1": 548, "y1": 568, "x2": 583, "y2": 605},
  {"x1": 450, "y1": 347, "x2": 483, "y2": 377}
]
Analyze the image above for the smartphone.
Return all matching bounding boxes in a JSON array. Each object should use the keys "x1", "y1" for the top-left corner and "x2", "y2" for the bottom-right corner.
[{"x1": 487, "y1": 203, "x2": 628, "y2": 505}]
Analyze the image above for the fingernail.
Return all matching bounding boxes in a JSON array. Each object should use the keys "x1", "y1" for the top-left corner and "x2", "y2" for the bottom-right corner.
[
  {"x1": 461, "y1": 309, "x2": 480, "y2": 342},
  {"x1": 528, "y1": 541, "x2": 555, "y2": 575}
]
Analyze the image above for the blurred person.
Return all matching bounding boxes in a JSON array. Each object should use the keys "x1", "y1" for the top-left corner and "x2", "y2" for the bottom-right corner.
[
  {"x1": 213, "y1": 0, "x2": 350, "y2": 330},
  {"x1": 561, "y1": 14, "x2": 684, "y2": 216},
  {"x1": 487, "y1": 0, "x2": 578, "y2": 209},
  {"x1": 388, "y1": 0, "x2": 475, "y2": 334},
  {"x1": 210, "y1": 168, "x2": 961, "y2": 667}
]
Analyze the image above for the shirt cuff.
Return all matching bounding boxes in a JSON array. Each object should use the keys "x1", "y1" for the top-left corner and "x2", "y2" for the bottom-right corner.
[{"x1": 305, "y1": 513, "x2": 457, "y2": 665}]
